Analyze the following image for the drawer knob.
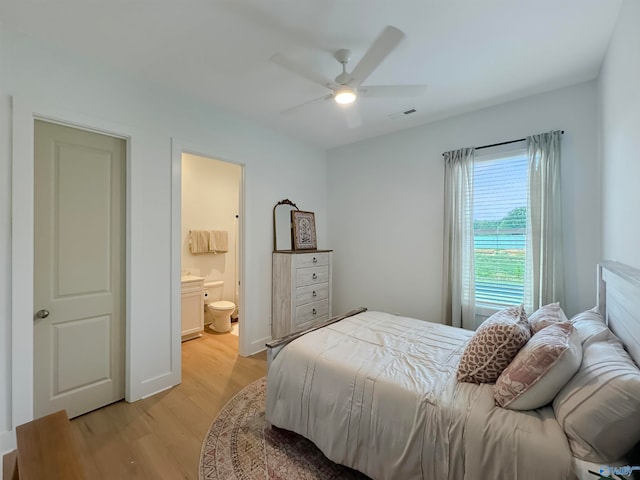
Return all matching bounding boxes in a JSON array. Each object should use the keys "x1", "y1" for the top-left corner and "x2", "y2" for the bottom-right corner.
[
  {"x1": 312, "y1": 308, "x2": 317, "y2": 315},
  {"x1": 312, "y1": 273, "x2": 317, "y2": 279},
  {"x1": 313, "y1": 257, "x2": 317, "y2": 263},
  {"x1": 312, "y1": 291, "x2": 317, "y2": 297}
]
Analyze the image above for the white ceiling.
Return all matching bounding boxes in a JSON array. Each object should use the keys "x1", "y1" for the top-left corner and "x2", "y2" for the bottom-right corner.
[{"x1": 0, "y1": 0, "x2": 622, "y2": 149}]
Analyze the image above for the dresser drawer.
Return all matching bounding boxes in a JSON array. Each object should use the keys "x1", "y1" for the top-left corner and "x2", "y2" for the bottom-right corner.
[
  {"x1": 296, "y1": 283, "x2": 329, "y2": 306},
  {"x1": 295, "y1": 299, "x2": 329, "y2": 326},
  {"x1": 296, "y1": 265, "x2": 329, "y2": 286},
  {"x1": 296, "y1": 316, "x2": 329, "y2": 332},
  {"x1": 296, "y1": 252, "x2": 330, "y2": 268}
]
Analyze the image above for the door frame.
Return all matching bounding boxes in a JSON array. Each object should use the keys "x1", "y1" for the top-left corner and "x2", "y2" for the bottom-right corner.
[
  {"x1": 11, "y1": 97, "x2": 132, "y2": 430},
  {"x1": 170, "y1": 139, "x2": 248, "y2": 357}
]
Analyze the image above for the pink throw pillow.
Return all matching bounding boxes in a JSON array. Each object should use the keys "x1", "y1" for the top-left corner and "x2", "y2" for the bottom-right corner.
[
  {"x1": 495, "y1": 322, "x2": 582, "y2": 410},
  {"x1": 528, "y1": 302, "x2": 569, "y2": 334}
]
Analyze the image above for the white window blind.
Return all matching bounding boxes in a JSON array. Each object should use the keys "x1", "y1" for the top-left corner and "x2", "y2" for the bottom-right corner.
[{"x1": 473, "y1": 142, "x2": 528, "y2": 307}]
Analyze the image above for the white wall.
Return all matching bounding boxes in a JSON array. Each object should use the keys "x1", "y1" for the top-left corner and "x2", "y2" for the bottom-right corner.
[
  {"x1": 328, "y1": 81, "x2": 600, "y2": 322},
  {"x1": 0, "y1": 93, "x2": 12, "y2": 452},
  {"x1": 599, "y1": 0, "x2": 640, "y2": 269},
  {"x1": 182, "y1": 154, "x2": 240, "y2": 305},
  {"x1": 0, "y1": 30, "x2": 327, "y2": 452}
]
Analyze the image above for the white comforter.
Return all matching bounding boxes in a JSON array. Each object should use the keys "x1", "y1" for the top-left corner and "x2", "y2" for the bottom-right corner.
[{"x1": 266, "y1": 311, "x2": 576, "y2": 480}]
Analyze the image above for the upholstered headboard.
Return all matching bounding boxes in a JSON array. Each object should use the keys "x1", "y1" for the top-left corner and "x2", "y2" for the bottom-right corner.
[{"x1": 598, "y1": 261, "x2": 640, "y2": 368}]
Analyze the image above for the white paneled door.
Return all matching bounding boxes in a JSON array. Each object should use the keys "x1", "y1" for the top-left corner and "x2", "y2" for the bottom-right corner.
[{"x1": 33, "y1": 120, "x2": 126, "y2": 419}]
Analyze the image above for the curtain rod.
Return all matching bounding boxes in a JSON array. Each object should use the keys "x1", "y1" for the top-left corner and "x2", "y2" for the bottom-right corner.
[{"x1": 442, "y1": 130, "x2": 564, "y2": 156}]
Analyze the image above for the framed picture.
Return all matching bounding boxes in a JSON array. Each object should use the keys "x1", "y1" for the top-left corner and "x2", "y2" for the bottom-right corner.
[{"x1": 291, "y1": 210, "x2": 317, "y2": 250}]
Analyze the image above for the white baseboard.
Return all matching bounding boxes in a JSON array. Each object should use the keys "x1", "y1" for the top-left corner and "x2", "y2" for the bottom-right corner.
[
  {"x1": 133, "y1": 371, "x2": 180, "y2": 402},
  {"x1": 245, "y1": 335, "x2": 269, "y2": 357},
  {"x1": 141, "y1": 383, "x2": 174, "y2": 400},
  {"x1": 1, "y1": 428, "x2": 16, "y2": 456}
]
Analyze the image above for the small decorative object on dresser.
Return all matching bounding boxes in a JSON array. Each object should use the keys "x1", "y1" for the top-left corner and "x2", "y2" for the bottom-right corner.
[
  {"x1": 291, "y1": 210, "x2": 317, "y2": 250},
  {"x1": 272, "y1": 250, "x2": 332, "y2": 338}
]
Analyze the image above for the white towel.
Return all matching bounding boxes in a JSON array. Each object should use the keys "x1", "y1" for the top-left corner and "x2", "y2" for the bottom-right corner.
[
  {"x1": 208, "y1": 230, "x2": 229, "y2": 253},
  {"x1": 189, "y1": 230, "x2": 209, "y2": 254}
]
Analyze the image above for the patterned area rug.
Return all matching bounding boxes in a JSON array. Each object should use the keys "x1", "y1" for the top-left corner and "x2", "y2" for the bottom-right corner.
[{"x1": 199, "y1": 377, "x2": 369, "y2": 480}]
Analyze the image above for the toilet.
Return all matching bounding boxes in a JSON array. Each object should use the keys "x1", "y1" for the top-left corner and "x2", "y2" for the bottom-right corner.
[{"x1": 203, "y1": 281, "x2": 236, "y2": 333}]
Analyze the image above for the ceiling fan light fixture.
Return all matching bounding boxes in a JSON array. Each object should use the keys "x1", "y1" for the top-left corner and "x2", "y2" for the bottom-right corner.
[{"x1": 334, "y1": 87, "x2": 356, "y2": 105}]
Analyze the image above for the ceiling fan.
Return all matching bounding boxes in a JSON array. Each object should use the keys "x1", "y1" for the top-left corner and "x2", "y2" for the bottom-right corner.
[{"x1": 271, "y1": 25, "x2": 427, "y2": 116}]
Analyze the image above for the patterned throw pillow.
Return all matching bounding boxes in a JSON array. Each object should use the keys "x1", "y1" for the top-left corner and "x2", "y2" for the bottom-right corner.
[
  {"x1": 528, "y1": 302, "x2": 569, "y2": 334},
  {"x1": 457, "y1": 305, "x2": 530, "y2": 384},
  {"x1": 494, "y1": 322, "x2": 582, "y2": 410}
]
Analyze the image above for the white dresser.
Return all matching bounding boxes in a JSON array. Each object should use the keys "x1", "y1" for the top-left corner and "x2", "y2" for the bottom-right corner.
[
  {"x1": 181, "y1": 275, "x2": 204, "y2": 341},
  {"x1": 272, "y1": 250, "x2": 332, "y2": 339}
]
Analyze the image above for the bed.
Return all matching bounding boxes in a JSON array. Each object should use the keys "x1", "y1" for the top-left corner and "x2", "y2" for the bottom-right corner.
[{"x1": 265, "y1": 261, "x2": 640, "y2": 480}]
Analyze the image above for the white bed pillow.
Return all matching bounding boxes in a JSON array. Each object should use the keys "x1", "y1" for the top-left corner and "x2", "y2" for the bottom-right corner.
[
  {"x1": 553, "y1": 334, "x2": 640, "y2": 462},
  {"x1": 528, "y1": 302, "x2": 569, "y2": 334},
  {"x1": 494, "y1": 322, "x2": 581, "y2": 410},
  {"x1": 569, "y1": 308, "x2": 612, "y2": 345},
  {"x1": 457, "y1": 305, "x2": 530, "y2": 384}
]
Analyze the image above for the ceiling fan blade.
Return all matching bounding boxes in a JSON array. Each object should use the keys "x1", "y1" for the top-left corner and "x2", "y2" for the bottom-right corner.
[
  {"x1": 348, "y1": 26, "x2": 405, "y2": 87},
  {"x1": 280, "y1": 94, "x2": 332, "y2": 115},
  {"x1": 359, "y1": 85, "x2": 427, "y2": 97},
  {"x1": 270, "y1": 53, "x2": 338, "y2": 90}
]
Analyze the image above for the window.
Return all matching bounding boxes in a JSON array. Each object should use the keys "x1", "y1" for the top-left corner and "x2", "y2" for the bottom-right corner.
[
  {"x1": 443, "y1": 130, "x2": 562, "y2": 329},
  {"x1": 473, "y1": 143, "x2": 528, "y2": 308}
]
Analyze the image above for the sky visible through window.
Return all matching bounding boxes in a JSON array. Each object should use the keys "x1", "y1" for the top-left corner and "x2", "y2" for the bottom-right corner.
[{"x1": 474, "y1": 154, "x2": 528, "y2": 223}]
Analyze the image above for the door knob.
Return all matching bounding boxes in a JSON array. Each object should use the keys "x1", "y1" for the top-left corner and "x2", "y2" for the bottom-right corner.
[{"x1": 35, "y1": 309, "x2": 49, "y2": 319}]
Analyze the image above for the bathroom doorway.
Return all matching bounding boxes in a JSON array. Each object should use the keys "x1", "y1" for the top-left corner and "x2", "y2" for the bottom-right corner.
[{"x1": 180, "y1": 153, "x2": 243, "y2": 352}]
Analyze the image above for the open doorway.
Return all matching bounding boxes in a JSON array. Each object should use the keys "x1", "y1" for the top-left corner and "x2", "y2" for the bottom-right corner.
[{"x1": 180, "y1": 153, "x2": 243, "y2": 352}]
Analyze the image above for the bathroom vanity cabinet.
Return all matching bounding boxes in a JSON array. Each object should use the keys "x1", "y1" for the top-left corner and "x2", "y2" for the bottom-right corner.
[
  {"x1": 181, "y1": 275, "x2": 204, "y2": 341},
  {"x1": 272, "y1": 250, "x2": 332, "y2": 339}
]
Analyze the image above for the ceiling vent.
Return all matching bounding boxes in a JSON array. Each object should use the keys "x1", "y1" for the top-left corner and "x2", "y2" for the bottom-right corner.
[{"x1": 388, "y1": 108, "x2": 417, "y2": 120}]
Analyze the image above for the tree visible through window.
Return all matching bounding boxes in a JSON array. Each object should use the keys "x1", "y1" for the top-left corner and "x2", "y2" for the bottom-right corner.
[{"x1": 473, "y1": 147, "x2": 528, "y2": 307}]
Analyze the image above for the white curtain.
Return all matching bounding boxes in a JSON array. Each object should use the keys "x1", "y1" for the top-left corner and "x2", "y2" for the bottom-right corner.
[
  {"x1": 525, "y1": 131, "x2": 564, "y2": 312},
  {"x1": 442, "y1": 148, "x2": 475, "y2": 329}
]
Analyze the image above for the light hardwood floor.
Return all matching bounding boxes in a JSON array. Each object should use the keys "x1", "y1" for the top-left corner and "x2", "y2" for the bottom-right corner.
[{"x1": 71, "y1": 328, "x2": 267, "y2": 479}]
